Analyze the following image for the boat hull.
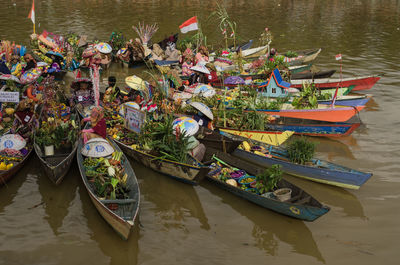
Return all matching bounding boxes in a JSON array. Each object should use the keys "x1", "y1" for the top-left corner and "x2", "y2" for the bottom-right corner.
[
  {"x1": 263, "y1": 122, "x2": 360, "y2": 137},
  {"x1": 0, "y1": 148, "x2": 33, "y2": 185},
  {"x1": 116, "y1": 141, "x2": 206, "y2": 185},
  {"x1": 291, "y1": 76, "x2": 380, "y2": 91},
  {"x1": 34, "y1": 144, "x2": 78, "y2": 185},
  {"x1": 255, "y1": 105, "x2": 365, "y2": 122},
  {"x1": 233, "y1": 148, "x2": 372, "y2": 189},
  {"x1": 318, "y1": 96, "x2": 370, "y2": 107},
  {"x1": 218, "y1": 128, "x2": 293, "y2": 146}
]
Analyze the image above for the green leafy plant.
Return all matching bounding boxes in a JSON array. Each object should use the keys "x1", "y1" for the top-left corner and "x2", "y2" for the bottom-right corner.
[
  {"x1": 255, "y1": 164, "x2": 283, "y2": 194},
  {"x1": 284, "y1": 50, "x2": 298, "y2": 58},
  {"x1": 286, "y1": 137, "x2": 316, "y2": 164}
]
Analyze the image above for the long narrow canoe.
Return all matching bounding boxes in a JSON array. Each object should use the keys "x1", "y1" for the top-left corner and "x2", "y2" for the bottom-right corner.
[
  {"x1": 291, "y1": 69, "x2": 336, "y2": 80},
  {"x1": 220, "y1": 123, "x2": 361, "y2": 138},
  {"x1": 284, "y1": 48, "x2": 322, "y2": 66},
  {"x1": 204, "y1": 149, "x2": 330, "y2": 221},
  {"x1": 115, "y1": 140, "x2": 207, "y2": 185},
  {"x1": 34, "y1": 113, "x2": 80, "y2": 185},
  {"x1": 318, "y1": 95, "x2": 371, "y2": 107},
  {"x1": 0, "y1": 147, "x2": 33, "y2": 186},
  {"x1": 242, "y1": 45, "x2": 268, "y2": 58},
  {"x1": 232, "y1": 144, "x2": 372, "y2": 190},
  {"x1": 196, "y1": 129, "x2": 242, "y2": 153},
  {"x1": 254, "y1": 104, "x2": 365, "y2": 122},
  {"x1": 289, "y1": 64, "x2": 312, "y2": 74},
  {"x1": 218, "y1": 128, "x2": 293, "y2": 146},
  {"x1": 290, "y1": 76, "x2": 381, "y2": 91},
  {"x1": 77, "y1": 137, "x2": 140, "y2": 240}
]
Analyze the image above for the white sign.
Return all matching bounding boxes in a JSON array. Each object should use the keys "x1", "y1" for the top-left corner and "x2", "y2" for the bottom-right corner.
[
  {"x1": 0, "y1": 92, "x2": 19, "y2": 103},
  {"x1": 125, "y1": 105, "x2": 145, "y2": 133}
]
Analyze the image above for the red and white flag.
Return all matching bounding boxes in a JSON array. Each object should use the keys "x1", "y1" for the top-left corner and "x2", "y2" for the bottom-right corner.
[
  {"x1": 230, "y1": 31, "x2": 234, "y2": 37},
  {"x1": 28, "y1": 0, "x2": 35, "y2": 24},
  {"x1": 335, "y1": 54, "x2": 342, "y2": 60},
  {"x1": 331, "y1": 86, "x2": 339, "y2": 107},
  {"x1": 221, "y1": 28, "x2": 226, "y2": 35},
  {"x1": 179, "y1": 16, "x2": 198, "y2": 33}
]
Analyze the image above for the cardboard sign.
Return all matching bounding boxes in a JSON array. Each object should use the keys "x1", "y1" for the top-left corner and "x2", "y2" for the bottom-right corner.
[
  {"x1": 125, "y1": 105, "x2": 146, "y2": 133},
  {"x1": 0, "y1": 92, "x2": 19, "y2": 103}
]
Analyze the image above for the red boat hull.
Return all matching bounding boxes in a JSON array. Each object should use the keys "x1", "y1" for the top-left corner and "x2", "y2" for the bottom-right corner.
[{"x1": 291, "y1": 76, "x2": 380, "y2": 91}]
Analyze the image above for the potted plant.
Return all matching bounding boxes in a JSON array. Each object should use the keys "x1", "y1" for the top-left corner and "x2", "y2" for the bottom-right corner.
[
  {"x1": 286, "y1": 137, "x2": 317, "y2": 165},
  {"x1": 255, "y1": 164, "x2": 283, "y2": 195},
  {"x1": 42, "y1": 134, "x2": 55, "y2": 156}
]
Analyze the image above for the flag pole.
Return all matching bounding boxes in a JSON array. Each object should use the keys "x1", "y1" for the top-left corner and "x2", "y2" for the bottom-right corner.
[{"x1": 33, "y1": 22, "x2": 36, "y2": 35}]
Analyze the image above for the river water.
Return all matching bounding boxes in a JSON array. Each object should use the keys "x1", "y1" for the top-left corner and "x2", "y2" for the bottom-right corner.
[{"x1": 1, "y1": 0, "x2": 400, "y2": 264}]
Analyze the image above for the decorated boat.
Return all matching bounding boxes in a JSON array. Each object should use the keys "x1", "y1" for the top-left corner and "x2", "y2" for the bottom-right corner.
[
  {"x1": 115, "y1": 140, "x2": 207, "y2": 185},
  {"x1": 77, "y1": 136, "x2": 140, "y2": 240},
  {"x1": 0, "y1": 135, "x2": 33, "y2": 186},
  {"x1": 290, "y1": 75, "x2": 381, "y2": 91},
  {"x1": 203, "y1": 148, "x2": 330, "y2": 221},
  {"x1": 224, "y1": 134, "x2": 372, "y2": 189},
  {"x1": 34, "y1": 110, "x2": 80, "y2": 185}
]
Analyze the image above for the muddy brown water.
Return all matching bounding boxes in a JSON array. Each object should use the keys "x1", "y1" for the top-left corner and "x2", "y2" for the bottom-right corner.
[{"x1": 1, "y1": 0, "x2": 400, "y2": 264}]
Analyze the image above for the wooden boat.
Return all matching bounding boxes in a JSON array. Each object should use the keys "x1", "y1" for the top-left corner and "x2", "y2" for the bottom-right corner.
[
  {"x1": 227, "y1": 136, "x2": 373, "y2": 190},
  {"x1": 196, "y1": 129, "x2": 242, "y2": 153},
  {"x1": 290, "y1": 75, "x2": 381, "y2": 91},
  {"x1": 291, "y1": 69, "x2": 336, "y2": 80},
  {"x1": 115, "y1": 140, "x2": 207, "y2": 185},
  {"x1": 284, "y1": 48, "x2": 322, "y2": 66},
  {"x1": 318, "y1": 95, "x2": 371, "y2": 107},
  {"x1": 0, "y1": 146, "x2": 33, "y2": 186},
  {"x1": 258, "y1": 122, "x2": 361, "y2": 137},
  {"x1": 77, "y1": 136, "x2": 140, "y2": 240},
  {"x1": 253, "y1": 104, "x2": 365, "y2": 123},
  {"x1": 217, "y1": 128, "x2": 294, "y2": 146},
  {"x1": 242, "y1": 45, "x2": 268, "y2": 59},
  {"x1": 33, "y1": 113, "x2": 80, "y2": 185},
  {"x1": 289, "y1": 64, "x2": 312, "y2": 74},
  {"x1": 203, "y1": 149, "x2": 330, "y2": 221}
]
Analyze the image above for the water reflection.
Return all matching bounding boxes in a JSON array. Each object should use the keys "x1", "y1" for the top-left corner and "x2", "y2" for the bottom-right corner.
[
  {"x1": 37, "y1": 163, "x2": 79, "y2": 236},
  {"x1": 133, "y1": 160, "x2": 210, "y2": 231},
  {"x1": 201, "y1": 181, "x2": 325, "y2": 262},
  {"x1": 0, "y1": 155, "x2": 33, "y2": 214},
  {"x1": 78, "y1": 173, "x2": 140, "y2": 265},
  {"x1": 312, "y1": 137, "x2": 356, "y2": 160}
]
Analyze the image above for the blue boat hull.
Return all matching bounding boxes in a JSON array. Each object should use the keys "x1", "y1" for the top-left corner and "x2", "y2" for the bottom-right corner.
[
  {"x1": 263, "y1": 122, "x2": 360, "y2": 137},
  {"x1": 318, "y1": 97, "x2": 370, "y2": 107},
  {"x1": 233, "y1": 148, "x2": 372, "y2": 189}
]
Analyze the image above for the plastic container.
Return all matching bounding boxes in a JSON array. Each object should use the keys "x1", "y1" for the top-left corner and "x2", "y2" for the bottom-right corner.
[
  {"x1": 273, "y1": 188, "x2": 292, "y2": 202},
  {"x1": 238, "y1": 175, "x2": 256, "y2": 187}
]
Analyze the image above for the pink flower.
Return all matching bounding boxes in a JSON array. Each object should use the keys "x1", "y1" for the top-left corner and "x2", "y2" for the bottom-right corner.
[
  {"x1": 265, "y1": 27, "x2": 269, "y2": 32},
  {"x1": 269, "y1": 58, "x2": 275, "y2": 62}
]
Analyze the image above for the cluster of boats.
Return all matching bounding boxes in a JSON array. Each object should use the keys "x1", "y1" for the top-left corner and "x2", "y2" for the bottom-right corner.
[{"x1": 0, "y1": 24, "x2": 379, "y2": 240}]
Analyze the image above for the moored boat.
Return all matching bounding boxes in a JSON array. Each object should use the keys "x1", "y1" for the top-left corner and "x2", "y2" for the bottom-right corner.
[
  {"x1": 258, "y1": 121, "x2": 361, "y2": 137},
  {"x1": 254, "y1": 104, "x2": 365, "y2": 123},
  {"x1": 115, "y1": 140, "x2": 207, "y2": 185},
  {"x1": 225, "y1": 135, "x2": 372, "y2": 189},
  {"x1": 217, "y1": 128, "x2": 294, "y2": 146},
  {"x1": 290, "y1": 75, "x2": 381, "y2": 91},
  {"x1": 76, "y1": 136, "x2": 140, "y2": 240},
  {"x1": 0, "y1": 146, "x2": 33, "y2": 186},
  {"x1": 34, "y1": 112, "x2": 80, "y2": 185},
  {"x1": 318, "y1": 95, "x2": 371, "y2": 107},
  {"x1": 203, "y1": 149, "x2": 330, "y2": 221}
]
